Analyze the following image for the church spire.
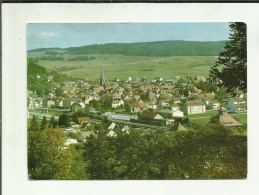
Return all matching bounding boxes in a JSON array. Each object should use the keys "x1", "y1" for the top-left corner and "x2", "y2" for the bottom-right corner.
[{"x1": 100, "y1": 68, "x2": 105, "y2": 85}]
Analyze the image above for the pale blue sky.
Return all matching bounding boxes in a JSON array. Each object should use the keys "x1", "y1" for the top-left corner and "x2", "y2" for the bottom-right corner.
[{"x1": 27, "y1": 23, "x2": 230, "y2": 50}]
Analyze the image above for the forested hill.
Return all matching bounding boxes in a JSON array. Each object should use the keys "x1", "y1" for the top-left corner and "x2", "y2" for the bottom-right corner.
[{"x1": 28, "y1": 40, "x2": 227, "y2": 57}]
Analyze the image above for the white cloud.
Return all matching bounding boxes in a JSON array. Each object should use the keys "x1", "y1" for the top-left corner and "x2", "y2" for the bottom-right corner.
[{"x1": 39, "y1": 32, "x2": 58, "y2": 39}]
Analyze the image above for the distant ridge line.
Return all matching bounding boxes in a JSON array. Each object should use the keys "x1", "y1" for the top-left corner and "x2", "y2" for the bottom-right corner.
[{"x1": 28, "y1": 40, "x2": 227, "y2": 57}]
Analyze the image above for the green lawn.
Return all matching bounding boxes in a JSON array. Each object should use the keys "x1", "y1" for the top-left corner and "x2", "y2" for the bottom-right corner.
[
  {"x1": 188, "y1": 110, "x2": 247, "y2": 125},
  {"x1": 27, "y1": 53, "x2": 218, "y2": 80},
  {"x1": 229, "y1": 113, "x2": 247, "y2": 125},
  {"x1": 187, "y1": 110, "x2": 218, "y2": 124}
]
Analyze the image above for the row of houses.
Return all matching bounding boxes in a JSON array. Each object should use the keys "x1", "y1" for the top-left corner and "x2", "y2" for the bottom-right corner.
[{"x1": 28, "y1": 73, "x2": 247, "y2": 117}]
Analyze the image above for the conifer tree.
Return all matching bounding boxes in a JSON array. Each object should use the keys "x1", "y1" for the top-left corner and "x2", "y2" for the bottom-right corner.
[
  {"x1": 209, "y1": 22, "x2": 247, "y2": 92},
  {"x1": 40, "y1": 116, "x2": 47, "y2": 130}
]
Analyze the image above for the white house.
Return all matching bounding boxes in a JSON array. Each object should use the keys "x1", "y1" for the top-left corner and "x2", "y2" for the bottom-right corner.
[
  {"x1": 159, "y1": 99, "x2": 170, "y2": 107},
  {"x1": 84, "y1": 95, "x2": 94, "y2": 105},
  {"x1": 196, "y1": 76, "x2": 207, "y2": 82},
  {"x1": 228, "y1": 98, "x2": 246, "y2": 105},
  {"x1": 140, "y1": 110, "x2": 164, "y2": 120},
  {"x1": 78, "y1": 101, "x2": 85, "y2": 109},
  {"x1": 172, "y1": 97, "x2": 181, "y2": 104},
  {"x1": 172, "y1": 110, "x2": 184, "y2": 118},
  {"x1": 152, "y1": 77, "x2": 163, "y2": 82},
  {"x1": 47, "y1": 100, "x2": 55, "y2": 108},
  {"x1": 228, "y1": 98, "x2": 247, "y2": 113},
  {"x1": 58, "y1": 100, "x2": 64, "y2": 107},
  {"x1": 129, "y1": 102, "x2": 147, "y2": 113},
  {"x1": 47, "y1": 75, "x2": 53, "y2": 82},
  {"x1": 36, "y1": 74, "x2": 41, "y2": 79},
  {"x1": 112, "y1": 99, "x2": 124, "y2": 108},
  {"x1": 107, "y1": 130, "x2": 117, "y2": 137},
  {"x1": 147, "y1": 102, "x2": 157, "y2": 110},
  {"x1": 81, "y1": 131, "x2": 95, "y2": 142},
  {"x1": 28, "y1": 99, "x2": 34, "y2": 108},
  {"x1": 211, "y1": 100, "x2": 220, "y2": 110},
  {"x1": 122, "y1": 125, "x2": 130, "y2": 134},
  {"x1": 171, "y1": 104, "x2": 180, "y2": 112},
  {"x1": 235, "y1": 90, "x2": 245, "y2": 98},
  {"x1": 64, "y1": 139, "x2": 78, "y2": 146},
  {"x1": 184, "y1": 100, "x2": 206, "y2": 114},
  {"x1": 107, "y1": 122, "x2": 116, "y2": 130}
]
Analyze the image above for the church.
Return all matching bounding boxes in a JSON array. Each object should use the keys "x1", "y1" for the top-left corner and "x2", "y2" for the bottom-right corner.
[{"x1": 100, "y1": 68, "x2": 105, "y2": 85}]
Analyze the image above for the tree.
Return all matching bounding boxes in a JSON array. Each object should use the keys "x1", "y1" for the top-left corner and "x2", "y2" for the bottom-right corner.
[
  {"x1": 101, "y1": 97, "x2": 113, "y2": 109},
  {"x1": 49, "y1": 115, "x2": 57, "y2": 128},
  {"x1": 27, "y1": 57, "x2": 46, "y2": 75},
  {"x1": 58, "y1": 114, "x2": 71, "y2": 127},
  {"x1": 89, "y1": 99, "x2": 101, "y2": 110},
  {"x1": 124, "y1": 101, "x2": 131, "y2": 113},
  {"x1": 40, "y1": 116, "x2": 48, "y2": 130},
  {"x1": 210, "y1": 22, "x2": 247, "y2": 92},
  {"x1": 72, "y1": 110, "x2": 88, "y2": 124},
  {"x1": 28, "y1": 128, "x2": 74, "y2": 179},
  {"x1": 28, "y1": 116, "x2": 87, "y2": 179},
  {"x1": 55, "y1": 87, "x2": 64, "y2": 97}
]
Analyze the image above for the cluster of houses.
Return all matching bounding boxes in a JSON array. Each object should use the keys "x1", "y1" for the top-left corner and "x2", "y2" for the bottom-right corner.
[{"x1": 28, "y1": 69, "x2": 247, "y2": 140}]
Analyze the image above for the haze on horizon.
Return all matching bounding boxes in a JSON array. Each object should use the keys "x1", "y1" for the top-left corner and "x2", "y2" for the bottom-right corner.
[{"x1": 27, "y1": 23, "x2": 230, "y2": 50}]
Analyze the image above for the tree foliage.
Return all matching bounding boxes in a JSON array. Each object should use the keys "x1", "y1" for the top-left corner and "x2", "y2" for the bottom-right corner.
[
  {"x1": 28, "y1": 118, "x2": 87, "y2": 179},
  {"x1": 40, "y1": 116, "x2": 48, "y2": 130},
  {"x1": 27, "y1": 57, "x2": 47, "y2": 75},
  {"x1": 210, "y1": 22, "x2": 247, "y2": 92},
  {"x1": 28, "y1": 117, "x2": 247, "y2": 180},
  {"x1": 49, "y1": 115, "x2": 58, "y2": 129},
  {"x1": 82, "y1": 125, "x2": 246, "y2": 179},
  {"x1": 58, "y1": 114, "x2": 71, "y2": 127}
]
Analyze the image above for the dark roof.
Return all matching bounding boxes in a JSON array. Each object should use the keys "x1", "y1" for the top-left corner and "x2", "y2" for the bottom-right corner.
[
  {"x1": 141, "y1": 110, "x2": 160, "y2": 119},
  {"x1": 81, "y1": 122, "x2": 89, "y2": 129},
  {"x1": 170, "y1": 123, "x2": 187, "y2": 131}
]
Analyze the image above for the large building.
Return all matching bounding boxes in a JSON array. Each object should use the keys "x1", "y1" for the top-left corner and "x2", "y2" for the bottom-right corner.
[
  {"x1": 184, "y1": 100, "x2": 206, "y2": 114},
  {"x1": 100, "y1": 68, "x2": 105, "y2": 85}
]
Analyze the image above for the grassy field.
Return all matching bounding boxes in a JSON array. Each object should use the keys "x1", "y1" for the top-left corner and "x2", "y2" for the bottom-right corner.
[
  {"x1": 188, "y1": 110, "x2": 247, "y2": 125},
  {"x1": 188, "y1": 110, "x2": 219, "y2": 124},
  {"x1": 230, "y1": 113, "x2": 247, "y2": 125},
  {"x1": 28, "y1": 53, "x2": 218, "y2": 80}
]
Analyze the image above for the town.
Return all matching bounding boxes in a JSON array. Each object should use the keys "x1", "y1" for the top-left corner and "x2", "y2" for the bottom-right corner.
[
  {"x1": 27, "y1": 67, "x2": 247, "y2": 146},
  {"x1": 26, "y1": 22, "x2": 247, "y2": 180}
]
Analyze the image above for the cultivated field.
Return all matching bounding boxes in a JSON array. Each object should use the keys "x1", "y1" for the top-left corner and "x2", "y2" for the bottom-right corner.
[{"x1": 28, "y1": 53, "x2": 218, "y2": 81}]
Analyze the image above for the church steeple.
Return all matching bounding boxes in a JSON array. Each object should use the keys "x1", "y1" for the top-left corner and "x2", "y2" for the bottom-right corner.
[{"x1": 100, "y1": 68, "x2": 105, "y2": 85}]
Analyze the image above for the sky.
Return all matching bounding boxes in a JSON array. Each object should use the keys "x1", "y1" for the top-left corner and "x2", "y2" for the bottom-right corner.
[{"x1": 27, "y1": 23, "x2": 230, "y2": 50}]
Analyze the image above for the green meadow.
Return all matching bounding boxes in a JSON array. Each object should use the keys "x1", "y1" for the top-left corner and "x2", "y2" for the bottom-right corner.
[
  {"x1": 28, "y1": 40, "x2": 226, "y2": 80},
  {"x1": 28, "y1": 53, "x2": 218, "y2": 81}
]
